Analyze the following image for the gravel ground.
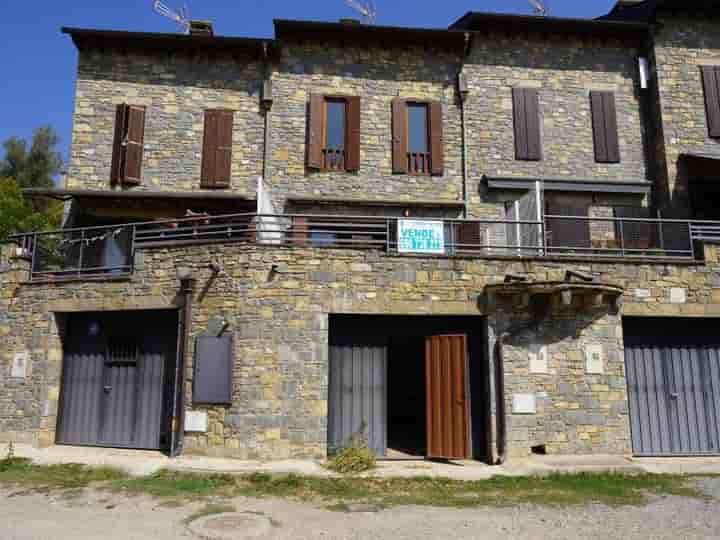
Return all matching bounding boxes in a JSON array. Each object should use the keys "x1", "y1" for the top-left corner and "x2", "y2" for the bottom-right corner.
[{"x1": 1, "y1": 478, "x2": 719, "y2": 540}]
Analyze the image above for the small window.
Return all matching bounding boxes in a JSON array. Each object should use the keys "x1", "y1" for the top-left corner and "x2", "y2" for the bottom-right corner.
[
  {"x1": 307, "y1": 95, "x2": 361, "y2": 172},
  {"x1": 324, "y1": 99, "x2": 347, "y2": 170},
  {"x1": 701, "y1": 66, "x2": 720, "y2": 138},
  {"x1": 407, "y1": 103, "x2": 430, "y2": 174}
]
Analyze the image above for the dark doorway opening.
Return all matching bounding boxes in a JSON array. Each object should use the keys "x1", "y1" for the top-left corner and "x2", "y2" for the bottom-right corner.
[
  {"x1": 328, "y1": 315, "x2": 491, "y2": 463},
  {"x1": 387, "y1": 336, "x2": 426, "y2": 458},
  {"x1": 690, "y1": 179, "x2": 720, "y2": 220}
]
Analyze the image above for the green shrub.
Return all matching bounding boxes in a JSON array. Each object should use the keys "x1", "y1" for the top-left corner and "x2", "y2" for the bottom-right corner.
[{"x1": 326, "y1": 434, "x2": 376, "y2": 475}]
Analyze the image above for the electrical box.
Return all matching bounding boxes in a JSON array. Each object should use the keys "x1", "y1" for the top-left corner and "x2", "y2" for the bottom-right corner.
[
  {"x1": 529, "y1": 345, "x2": 548, "y2": 374},
  {"x1": 512, "y1": 394, "x2": 537, "y2": 414},
  {"x1": 185, "y1": 411, "x2": 208, "y2": 433},
  {"x1": 194, "y1": 335, "x2": 233, "y2": 405},
  {"x1": 585, "y1": 344, "x2": 604, "y2": 374}
]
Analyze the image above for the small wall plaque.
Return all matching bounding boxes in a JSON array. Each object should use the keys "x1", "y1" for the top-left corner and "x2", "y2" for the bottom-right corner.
[
  {"x1": 529, "y1": 345, "x2": 549, "y2": 374},
  {"x1": 634, "y1": 288, "x2": 651, "y2": 299},
  {"x1": 11, "y1": 352, "x2": 28, "y2": 379},
  {"x1": 512, "y1": 394, "x2": 537, "y2": 414},
  {"x1": 670, "y1": 288, "x2": 687, "y2": 304},
  {"x1": 185, "y1": 411, "x2": 208, "y2": 433},
  {"x1": 585, "y1": 344, "x2": 604, "y2": 374}
]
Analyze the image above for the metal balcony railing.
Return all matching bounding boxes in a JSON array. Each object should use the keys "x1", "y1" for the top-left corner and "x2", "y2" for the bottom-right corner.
[{"x1": 7, "y1": 212, "x2": 708, "y2": 282}]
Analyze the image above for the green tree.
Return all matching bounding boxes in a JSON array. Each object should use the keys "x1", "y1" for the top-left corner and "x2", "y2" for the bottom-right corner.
[
  {"x1": 1, "y1": 126, "x2": 63, "y2": 190},
  {"x1": 0, "y1": 178, "x2": 60, "y2": 240}
]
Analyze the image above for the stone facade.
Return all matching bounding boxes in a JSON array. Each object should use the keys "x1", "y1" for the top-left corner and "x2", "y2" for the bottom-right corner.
[
  {"x1": 67, "y1": 49, "x2": 265, "y2": 196},
  {"x1": 3, "y1": 238, "x2": 720, "y2": 459}
]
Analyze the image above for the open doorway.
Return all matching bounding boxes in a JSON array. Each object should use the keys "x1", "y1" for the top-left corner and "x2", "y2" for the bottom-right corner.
[
  {"x1": 328, "y1": 315, "x2": 490, "y2": 463},
  {"x1": 387, "y1": 336, "x2": 426, "y2": 458}
]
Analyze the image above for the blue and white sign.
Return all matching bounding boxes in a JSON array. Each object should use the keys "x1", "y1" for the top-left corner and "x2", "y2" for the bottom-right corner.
[{"x1": 397, "y1": 219, "x2": 445, "y2": 254}]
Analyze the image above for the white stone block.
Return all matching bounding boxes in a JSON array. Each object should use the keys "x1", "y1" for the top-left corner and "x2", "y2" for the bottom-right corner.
[
  {"x1": 11, "y1": 352, "x2": 28, "y2": 379},
  {"x1": 670, "y1": 288, "x2": 687, "y2": 304},
  {"x1": 529, "y1": 345, "x2": 548, "y2": 374},
  {"x1": 512, "y1": 394, "x2": 537, "y2": 414},
  {"x1": 185, "y1": 411, "x2": 208, "y2": 433}
]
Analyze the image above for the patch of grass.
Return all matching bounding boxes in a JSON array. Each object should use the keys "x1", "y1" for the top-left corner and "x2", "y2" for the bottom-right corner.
[
  {"x1": 109, "y1": 469, "x2": 236, "y2": 499},
  {"x1": 0, "y1": 460, "x2": 126, "y2": 490},
  {"x1": 326, "y1": 435, "x2": 376, "y2": 475},
  {"x1": 182, "y1": 502, "x2": 235, "y2": 525}
]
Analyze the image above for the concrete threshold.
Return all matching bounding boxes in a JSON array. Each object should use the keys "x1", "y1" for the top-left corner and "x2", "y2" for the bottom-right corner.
[{"x1": 4, "y1": 444, "x2": 720, "y2": 479}]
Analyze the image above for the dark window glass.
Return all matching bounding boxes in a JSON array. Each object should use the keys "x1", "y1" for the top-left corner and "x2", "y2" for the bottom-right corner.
[
  {"x1": 326, "y1": 100, "x2": 346, "y2": 150},
  {"x1": 408, "y1": 104, "x2": 428, "y2": 153}
]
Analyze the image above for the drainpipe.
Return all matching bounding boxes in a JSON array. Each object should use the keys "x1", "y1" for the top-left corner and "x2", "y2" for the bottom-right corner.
[
  {"x1": 261, "y1": 41, "x2": 274, "y2": 189},
  {"x1": 458, "y1": 33, "x2": 472, "y2": 219},
  {"x1": 171, "y1": 272, "x2": 195, "y2": 457}
]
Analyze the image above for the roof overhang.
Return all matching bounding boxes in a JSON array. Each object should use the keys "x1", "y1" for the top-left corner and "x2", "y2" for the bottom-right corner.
[
  {"x1": 23, "y1": 188, "x2": 254, "y2": 203},
  {"x1": 449, "y1": 11, "x2": 650, "y2": 39},
  {"x1": 483, "y1": 176, "x2": 652, "y2": 196},
  {"x1": 61, "y1": 27, "x2": 273, "y2": 58},
  {"x1": 274, "y1": 19, "x2": 468, "y2": 50}
]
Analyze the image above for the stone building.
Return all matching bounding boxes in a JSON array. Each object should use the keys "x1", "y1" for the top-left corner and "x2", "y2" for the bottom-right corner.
[{"x1": 2, "y1": 0, "x2": 720, "y2": 461}]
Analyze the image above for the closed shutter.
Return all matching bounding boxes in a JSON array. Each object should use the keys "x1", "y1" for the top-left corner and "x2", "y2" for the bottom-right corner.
[
  {"x1": 701, "y1": 66, "x2": 720, "y2": 138},
  {"x1": 429, "y1": 101, "x2": 444, "y2": 175},
  {"x1": 307, "y1": 95, "x2": 324, "y2": 170},
  {"x1": 110, "y1": 105, "x2": 128, "y2": 186},
  {"x1": 123, "y1": 106, "x2": 146, "y2": 185},
  {"x1": 513, "y1": 88, "x2": 541, "y2": 161},
  {"x1": 345, "y1": 96, "x2": 361, "y2": 172},
  {"x1": 110, "y1": 104, "x2": 145, "y2": 186},
  {"x1": 456, "y1": 222, "x2": 481, "y2": 252},
  {"x1": 392, "y1": 98, "x2": 408, "y2": 173},
  {"x1": 201, "y1": 110, "x2": 233, "y2": 189},
  {"x1": 590, "y1": 91, "x2": 621, "y2": 163},
  {"x1": 545, "y1": 201, "x2": 591, "y2": 250}
]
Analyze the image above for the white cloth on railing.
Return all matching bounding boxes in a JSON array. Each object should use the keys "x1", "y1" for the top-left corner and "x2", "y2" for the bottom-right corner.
[{"x1": 256, "y1": 176, "x2": 286, "y2": 244}]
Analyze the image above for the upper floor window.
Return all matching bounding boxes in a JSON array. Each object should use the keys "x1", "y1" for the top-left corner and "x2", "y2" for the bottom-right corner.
[
  {"x1": 512, "y1": 88, "x2": 542, "y2": 161},
  {"x1": 392, "y1": 98, "x2": 444, "y2": 176},
  {"x1": 590, "y1": 91, "x2": 621, "y2": 163},
  {"x1": 201, "y1": 109, "x2": 234, "y2": 189},
  {"x1": 701, "y1": 66, "x2": 720, "y2": 138},
  {"x1": 307, "y1": 95, "x2": 361, "y2": 172},
  {"x1": 111, "y1": 104, "x2": 146, "y2": 186}
]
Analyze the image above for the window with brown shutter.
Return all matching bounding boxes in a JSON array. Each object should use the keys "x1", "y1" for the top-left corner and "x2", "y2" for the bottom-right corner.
[
  {"x1": 701, "y1": 66, "x2": 720, "y2": 138},
  {"x1": 391, "y1": 98, "x2": 444, "y2": 175},
  {"x1": 201, "y1": 109, "x2": 234, "y2": 189},
  {"x1": 545, "y1": 201, "x2": 591, "y2": 251},
  {"x1": 306, "y1": 95, "x2": 361, "y2": 172},
  {"x1": 110, "y1": 104, "x2": 146, "y2": 186},
  {"x1": 512, "y1": 88, "x2": 542, "y2": 161},
  {"x1": 590, "y1": 91, "x2": 620, "y2": 163}
]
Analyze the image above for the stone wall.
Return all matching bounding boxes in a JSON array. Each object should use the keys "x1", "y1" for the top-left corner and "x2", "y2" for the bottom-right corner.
[
  {"x1": 653, "y1": 15, "x2": 720, "y2": 213},
  {"x1": 3, "y1": 238, "x2": 720, "y2": 459},
  {"x1": 67, "y1": 49, "x2": 265, "y2": 195}
]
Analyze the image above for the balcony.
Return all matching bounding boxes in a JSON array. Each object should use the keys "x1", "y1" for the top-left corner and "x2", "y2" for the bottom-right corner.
[{"x1": 8, "y1": 212, "x2": 715, "y2": 283}]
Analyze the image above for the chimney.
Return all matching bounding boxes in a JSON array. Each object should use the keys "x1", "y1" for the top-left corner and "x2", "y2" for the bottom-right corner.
[
  {"x1": 189, "y1": 20, "x2": 214, "y2": 36},
  {"x1": 339, "y1": 18, "x2": 361, "y2": 25}
]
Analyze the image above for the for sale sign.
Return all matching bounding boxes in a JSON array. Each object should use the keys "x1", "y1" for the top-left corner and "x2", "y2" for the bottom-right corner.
[{"x1": 397, "y1": 219, "x2": 445, "y2": 254}]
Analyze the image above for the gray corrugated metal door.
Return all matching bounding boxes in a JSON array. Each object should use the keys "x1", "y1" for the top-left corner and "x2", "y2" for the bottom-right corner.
[
  {"x1": 624, "y1": 319, "x2": 720, "y2": 456},
  {"x1": 57, "y1": 311, "x2": 176, "y2": 451},
  {"x1": 328, "y1": 344, "x2": 387, "y2": 457}
]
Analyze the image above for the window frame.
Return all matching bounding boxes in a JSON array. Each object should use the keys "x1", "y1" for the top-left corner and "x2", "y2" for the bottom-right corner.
[
  {"x1": 405, "y1": 101, "x2": 431, "y2": 175},
  {"x1": 321, "y1": 96, "x2": 349, "y2": 172}
]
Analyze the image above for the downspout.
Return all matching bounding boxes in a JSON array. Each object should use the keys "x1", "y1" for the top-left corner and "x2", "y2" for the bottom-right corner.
[
  {"x1": 261, "y1": 41, "x2": 273, "y2": 188},
  {"x1": 459, "y1": 32, "x2": 472, "y2": 219},
  {"x1": 171, "y1": 275, "x2": 195, "y2": 457}
]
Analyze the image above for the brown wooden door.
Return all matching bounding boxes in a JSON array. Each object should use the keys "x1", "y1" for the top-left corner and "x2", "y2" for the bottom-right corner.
[{"x1": 425, "y1": 334, "x2": 470, "y2": 459}]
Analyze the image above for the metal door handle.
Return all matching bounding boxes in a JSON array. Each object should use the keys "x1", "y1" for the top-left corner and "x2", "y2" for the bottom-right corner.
[
  {"x1": 670, "y1": 392, "x2": 678, "y2": 399},
  {"x1": 104, "y1": 386, "x2": 112, "y2": 393}
]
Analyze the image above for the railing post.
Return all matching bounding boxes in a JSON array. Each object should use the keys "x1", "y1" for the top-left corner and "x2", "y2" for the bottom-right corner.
[
  {"x1": 618, "y1": 218, "x2": 625, "y2": 258},
  {"x1": 657, "y1": 209, "x2": 666, "y2": 254},
  {"x1": 130, "y1": 225, "x2": 137, "y2": 274},
  {"x1": 29, "y1": 233, "x2": 38, "y2": 281},
  {"x1": 689, "y1": 221, "x2": 696, "y2": 260},
  {"x1": 449, "y1": 220, "x2": 456, "y2": 256},
  {"x1": 78, "y1": 230, "x2": 85, "y2": 277},
  {"x1": 386, "y1": 219, "x2": 391, "y2": 253}
]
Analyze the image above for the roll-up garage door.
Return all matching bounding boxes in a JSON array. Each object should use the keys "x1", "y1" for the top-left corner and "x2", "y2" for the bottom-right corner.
[{"x1": 624, "y1": 318, "x2": 720, "y2": 456}]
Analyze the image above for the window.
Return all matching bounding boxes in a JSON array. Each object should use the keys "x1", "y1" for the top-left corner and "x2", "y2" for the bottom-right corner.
[
  {"x1": 111, "y1": 104, "x2": 146, "y2": 186},
  {"x1": 392, "y1": 99, "x2": 444, "y2": 175},
  {"x1": 701, "y1": 66, "x2": 720, "y2": 138},
  {"x1": 201, "y1": 109, "x2": 234, "y2": 189},
  {"x1": 307, "y1": 95, "x2": 360, "y2": 172},
  {"x1": 512, "y1": 88, "x2": 542, "y2": 161},
  {"x1": 590, "y1": 91, "x2": 620, "y2": 163}
]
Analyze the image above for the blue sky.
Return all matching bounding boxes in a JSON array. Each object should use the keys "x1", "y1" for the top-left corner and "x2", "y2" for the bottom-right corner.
[{"x1": 0, "y1": 0, "x2": 616, "y2": 169}]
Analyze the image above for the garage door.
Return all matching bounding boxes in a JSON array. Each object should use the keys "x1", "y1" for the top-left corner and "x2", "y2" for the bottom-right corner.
[
  {"x1": 624, "y1": 318, "x2": 720, "y2": 456},
  {"x1": 57, "y1": 311, "x2": 178, "y2": 451}
]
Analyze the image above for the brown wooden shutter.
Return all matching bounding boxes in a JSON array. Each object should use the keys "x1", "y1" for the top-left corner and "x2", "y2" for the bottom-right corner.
[
  {"x1": 345, "y1": 96, "x2": 361, "y2": 172},
  {"x1": 429, "y1": 101, "x2": 444, "y2": 175},
  {"x1": 456, "y1": 222, "x2": 481, "y2": 252},
  {"x1": 590, "y1": 91, "x2": 620, "y2": 163},
  {"x1": 307, "y1": 94, "x2": 324, "y2": 169},
  {"x1": 392, "y1": 98, "x2": 408, "y2": 173},
  {"x1": 701, "y1": 66, "x2": 720, "y2": 138},
  {"x1": 110, "y1": 104, "x2": 128, "y2": 186},
  {"x1": 201, "y1": 110, "x2": 233, "y2": 189},
  {"x1": 122, "y1": 105, "x2": 146, "y2": 186},
  {"x1": 513, "y1": 88, "x2": 541, "y2": 161},
  {"x1": 545, "y1": 201, "x2": 590, "y2": 250}
]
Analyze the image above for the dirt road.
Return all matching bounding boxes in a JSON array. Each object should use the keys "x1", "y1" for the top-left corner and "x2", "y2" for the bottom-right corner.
[{"x1": 2, "y1": 479, "x2": 719, "y2": 540}]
